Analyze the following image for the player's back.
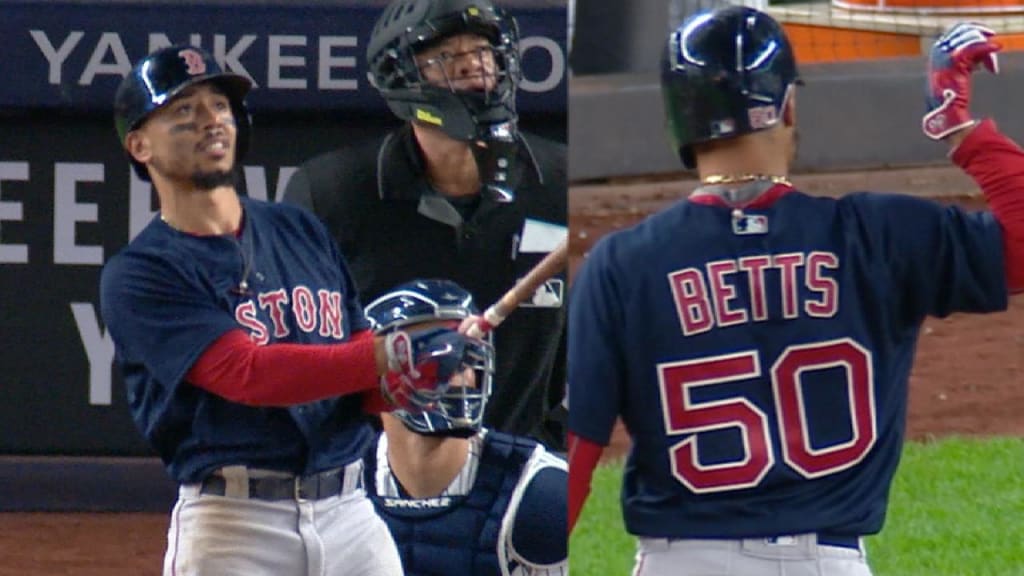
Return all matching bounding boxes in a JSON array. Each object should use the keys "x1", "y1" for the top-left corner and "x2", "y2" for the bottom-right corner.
[{"x1": 569, "y1": 185, "x2": 1006, "y2": 539}]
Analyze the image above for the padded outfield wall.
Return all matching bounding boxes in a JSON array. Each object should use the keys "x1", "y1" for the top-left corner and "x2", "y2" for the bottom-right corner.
[
  {"x1": 568, "y1": 0, "x2": 1024, "y2": 180},
  {"x1": 569, "y1": 53, "x2": 1024, "y2": 181}
]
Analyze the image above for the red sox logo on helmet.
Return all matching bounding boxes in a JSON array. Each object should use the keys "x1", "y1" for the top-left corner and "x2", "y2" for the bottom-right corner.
[{"x1": 178, "y1": 48, "x2": 207, "y2": 76}]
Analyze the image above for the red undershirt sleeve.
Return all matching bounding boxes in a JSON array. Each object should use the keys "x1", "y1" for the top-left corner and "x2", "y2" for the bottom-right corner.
[
  {"x1": 952, "y1": 119, "x2": 1024, "y2": 292},
  {"x1": 361, "y1": 389, "x2": 392, "y2": 415},
  {"x1": 568, "y1": 432, "x2": 605, "y2": 535},
  {"x1": 185, "y1": 329, "x2": 383, "y2": 406}
]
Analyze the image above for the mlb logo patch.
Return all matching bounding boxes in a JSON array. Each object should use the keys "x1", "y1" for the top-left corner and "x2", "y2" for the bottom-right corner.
[
  {"x1": 732, "y1": 213, "x2": 768, "y2": 235},
  {"x1": 748, "y1": 105, "x2": 778, "y2": 129},
  {"x1": 710, "y1": 119, "x2": 736, "y2": 136},
  {"x1": 521, "y1": 279, "x2": 564, "y2": 308}
]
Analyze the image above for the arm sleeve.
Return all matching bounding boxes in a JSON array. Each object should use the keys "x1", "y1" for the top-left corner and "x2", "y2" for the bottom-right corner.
[
  {"x1": 567, "y1": 432, "x2": 604, "y2": 535},
  {"x1": 186, "y1": 329, "x2": 380, "y2": 406},
  {"x1": 361, "y1": 388, "x2": 392, "y2": 415},
  {"x1": 951, "y1": 119, "x2": 1024, "y2": 292},
  {"x1": 506, "y1": 448, "x2": 568, "y2": 573}
]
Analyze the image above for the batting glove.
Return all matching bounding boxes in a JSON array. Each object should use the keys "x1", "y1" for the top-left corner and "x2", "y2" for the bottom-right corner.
[
  {"x1": 459, "y1": 314, "x2": 496, "y2": 339},
  {"x1": 923, "y1": 23, "x2": 1001, "y2": 140},
  {"x1": 381, "y1": 327, "x2": 468, "y2": 412}
]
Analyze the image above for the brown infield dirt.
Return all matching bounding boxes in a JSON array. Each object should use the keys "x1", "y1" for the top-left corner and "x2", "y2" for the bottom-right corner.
[{"x1": 2, "y1": 166, "x2": 1022, "y2": 575}]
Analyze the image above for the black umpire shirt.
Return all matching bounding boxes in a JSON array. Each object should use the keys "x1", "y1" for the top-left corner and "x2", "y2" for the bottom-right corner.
[{"x1": 282, "y1": 124, "x2": 567, "y2": 447}]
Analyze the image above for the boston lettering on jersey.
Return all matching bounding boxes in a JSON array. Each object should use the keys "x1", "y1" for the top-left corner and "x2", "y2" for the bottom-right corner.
[
  {"x1": 669, "y1": 250, "x2": 839, "y2": 336},
  {"x1": 234, "y1": 286, "x2": 345, "y2": 345}
]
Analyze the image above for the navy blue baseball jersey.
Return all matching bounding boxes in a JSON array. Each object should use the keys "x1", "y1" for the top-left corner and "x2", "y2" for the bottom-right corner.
[
  {"x1": 365, "y1": 430, "x2": 568, "y2": 575},
  {"x1": 569, "y1": 186, "x2": 1007, "y2": 539},
  {"x1": 100, "y1": 196, "x2": 374, "y2": 483}
]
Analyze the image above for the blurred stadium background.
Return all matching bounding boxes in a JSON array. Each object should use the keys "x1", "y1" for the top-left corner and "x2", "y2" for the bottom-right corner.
[{"x1": 569, "y1": 0, "x2": 1024, "y2": 181}]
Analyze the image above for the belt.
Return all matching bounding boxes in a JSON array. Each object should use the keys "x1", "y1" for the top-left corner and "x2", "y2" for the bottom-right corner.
[
  {"x1": 199, "y1": 460, "x2": 363, "y2": 501},
  {"x1": 760, "y1": 533, "x2": 862, "y2": 551},
  {"x1": 816, "y1": 533, "x2": 862, "y2": 550}
]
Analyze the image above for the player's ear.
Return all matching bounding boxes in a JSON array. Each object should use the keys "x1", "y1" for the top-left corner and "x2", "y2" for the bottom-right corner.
[
  {"x1": 124, "y1": 131, "x2": 152, "y2": 165},
  {"x1": 782, "y1": 84, "x2": 797, "y2": 127}
]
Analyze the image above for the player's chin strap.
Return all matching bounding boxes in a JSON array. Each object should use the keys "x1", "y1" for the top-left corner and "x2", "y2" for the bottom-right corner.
[{"x1": 471, "y1": 121, "x2": 519, "y2": 203}]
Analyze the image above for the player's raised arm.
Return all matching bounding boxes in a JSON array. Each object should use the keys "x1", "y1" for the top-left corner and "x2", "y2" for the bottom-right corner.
[{"x1": 923, "y1": 23, "x2": 1024, "y2": 292}]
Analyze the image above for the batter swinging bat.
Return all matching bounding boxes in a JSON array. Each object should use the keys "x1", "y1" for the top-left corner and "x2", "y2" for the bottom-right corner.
[{"x1": 467, "y1": 239, "x2": 569, "y2": 339}]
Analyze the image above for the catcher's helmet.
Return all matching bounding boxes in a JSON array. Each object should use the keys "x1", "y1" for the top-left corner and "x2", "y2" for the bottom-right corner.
[
  {"x1": 366, "y1": 0, "x2": 522, "y2": 142},
  {"x1": 365, "y1": 279, "x2": 495, "y2": 438},
  {"x1": 662, "y1": 6, "x2": 800, "y2": 169},
  {"x1": 114, "y1": 45, "x2": 253, "y2": 181}
]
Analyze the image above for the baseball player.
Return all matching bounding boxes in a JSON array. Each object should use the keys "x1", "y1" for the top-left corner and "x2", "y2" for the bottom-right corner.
[
  {"x1": 282, "y1": 0, "x2": 569, "y2": 450},
  {"x1": 100, "y1": 45, "x2": 477, "y2": 576},
  {"x1": 363, "y1": 279, "x2": 568, "y2": 576},
  {"x1": 568, "y1": 9, "x2": 1024, "y2": 576}
]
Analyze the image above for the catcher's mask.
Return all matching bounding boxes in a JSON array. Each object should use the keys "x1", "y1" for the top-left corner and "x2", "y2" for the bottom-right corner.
[
  {"x1": 367, "y1": 0, "x2": 523, "y2": 200},
  {"x1": 114, "y1": 44, "x2": 252, "y2": 182},
  {"x1": 365, "y1": 279, "x2": 495, "y2": 438},
  {"x1": 661, "y1": 6, "x2": 801, "y2": 169}
]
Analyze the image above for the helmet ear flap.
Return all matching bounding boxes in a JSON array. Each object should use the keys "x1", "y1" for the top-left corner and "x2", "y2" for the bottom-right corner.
[{"x1": 781, "y1": 83, "x2": 797, "y2": 127}]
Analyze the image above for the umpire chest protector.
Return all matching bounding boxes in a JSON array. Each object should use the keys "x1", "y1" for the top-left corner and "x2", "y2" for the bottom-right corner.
[{"x1": 364, "y1": 431, "x2": 537, "y2": 576}]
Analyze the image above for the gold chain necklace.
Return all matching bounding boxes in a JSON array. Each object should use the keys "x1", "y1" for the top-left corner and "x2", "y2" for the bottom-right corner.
[
  {"x1": 701, "y1": 174, "x2": 792, "y2": 187},
  {"x1": 160, "y1": 213, "x2": 184, "y2": 233}
]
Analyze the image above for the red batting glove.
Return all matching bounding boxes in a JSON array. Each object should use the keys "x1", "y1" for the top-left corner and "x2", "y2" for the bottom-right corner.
[{"x1": 922, "y1": 23, "x2": 1002, "y2": 141}]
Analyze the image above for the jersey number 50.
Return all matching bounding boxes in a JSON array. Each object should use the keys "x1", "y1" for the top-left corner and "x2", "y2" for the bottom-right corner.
[{"x1": 657, "y1": 338, "x2": 876, "y2": 493}]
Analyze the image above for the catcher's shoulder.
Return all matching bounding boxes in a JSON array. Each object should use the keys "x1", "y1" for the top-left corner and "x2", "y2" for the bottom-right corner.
[{"x1": 508, "y1": 439, "x2": 567, "y2": 567}]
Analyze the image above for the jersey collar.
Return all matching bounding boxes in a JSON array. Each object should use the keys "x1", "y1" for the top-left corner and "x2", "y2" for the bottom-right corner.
[
  {"x1": 376, "y1": 124, "x2": 539, "y2": 204},
  {"x1": 688, "y1": 182, "x2": 796, "y2": 209}
]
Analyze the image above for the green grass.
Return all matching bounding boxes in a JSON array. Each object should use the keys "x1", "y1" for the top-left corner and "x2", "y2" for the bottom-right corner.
[{"x1": 570, "y1": 437, "x2": 1024, "y2": 576}]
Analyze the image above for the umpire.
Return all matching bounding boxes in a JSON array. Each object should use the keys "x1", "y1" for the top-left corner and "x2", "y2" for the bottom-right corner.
[{"x1": 282, "y1": 0, "x2": 567, "y2": 449}]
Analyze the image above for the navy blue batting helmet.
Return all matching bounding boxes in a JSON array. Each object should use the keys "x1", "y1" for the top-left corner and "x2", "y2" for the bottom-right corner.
[
  {"x1": 661, "y1": 6, "x2": 800, "y2": 169},
  {"x1": 365, "y1": 279, "x2": 495, "y2": 438},
  {"x1": 114, "y1": 45, "x2": 253, "y2": 181}
]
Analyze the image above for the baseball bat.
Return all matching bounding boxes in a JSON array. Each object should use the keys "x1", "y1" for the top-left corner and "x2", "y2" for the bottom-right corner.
[{"x1": 467, "y1": 238, "x2": 569, "y2": 338}]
